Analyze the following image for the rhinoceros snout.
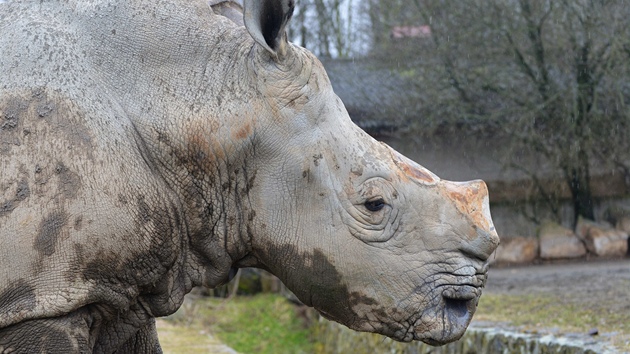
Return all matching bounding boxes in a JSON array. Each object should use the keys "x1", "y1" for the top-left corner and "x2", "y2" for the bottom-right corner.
[{"x1": 440, "y1": 179, "x2": 500, "y2": 261}]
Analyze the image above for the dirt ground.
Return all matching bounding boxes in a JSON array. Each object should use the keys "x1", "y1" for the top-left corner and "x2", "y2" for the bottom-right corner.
[
  {"x1": 485, "y1": 258, "x2": 630, "y2": 314},
  {"x1": 481, "y1": 258, "x2": 630, "y2": 352}
]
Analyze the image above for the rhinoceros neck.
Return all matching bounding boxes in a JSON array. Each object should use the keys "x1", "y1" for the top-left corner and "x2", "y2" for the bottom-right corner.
[
  {"x1": 159, "y1": 145, "x2": 259, "y2": 289},
  {"x1": 74, "y1": 0, "x2": 260, "y2": 287}
]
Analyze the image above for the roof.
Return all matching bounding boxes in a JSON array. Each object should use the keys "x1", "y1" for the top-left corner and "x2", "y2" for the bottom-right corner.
[{"x1": 318, "y1": 58, "x2": 421, "y2": 134}]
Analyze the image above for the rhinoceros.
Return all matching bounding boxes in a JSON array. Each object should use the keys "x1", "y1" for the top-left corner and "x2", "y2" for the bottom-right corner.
[{"x1": 0, "y1": 0, "x2": 499, "y2": 352}]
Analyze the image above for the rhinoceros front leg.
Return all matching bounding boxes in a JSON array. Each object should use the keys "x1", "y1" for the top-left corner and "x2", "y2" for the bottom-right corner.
[{"x1": 0, "y1": 311, "x2": 91, "y2": 353}]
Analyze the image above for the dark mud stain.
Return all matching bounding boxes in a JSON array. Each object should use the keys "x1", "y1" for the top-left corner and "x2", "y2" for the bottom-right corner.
[
  {"x1": 1, "y1": 93, "x2": 29, "y2": 130},
  {"x1": 241, "y1": 168, "x2": 256, "y2": 196},
  {"x1": 0, "y1": 279, "x2": 36, "y2": 314},
  {"x1": 118, "y1": 194, "x2": 128, "y2": 205},
  {"x1": 1, "y1": 89, "x2": 94, "y2": 158},
  {"x1": 1, "y1": 108, "x2": 20, "y2": 130},
  {"x1": 0, "y1": 200, "x2": 15, "y2": 217},
  {"x1": 36, "y1": 102, "x2": 54, "y2": 118},
  {"x1": 263, "y1": 244, "x2": 382, "y2": 329},
  {"x1": 0, "y1": 179, "x2": 30, "y2": 218},
  {"x1": 55, "y1": 163, "x2": 80, "y2": 199},
  {"x1": 261, "y1": 243, "x2": 409, "y2": 338},
  {"x1": 0, "y1": 96, "x2": 26, "y2": 155},
  {"x1": 82, "y1": 245, "x2": 171, "y2": 292},
  {"x1": 15, "y1": 179, "x2": 30, "y2": 201},
  {"x1": 0, "y1": 319, "x2": 75, "y2": 351},
  {"x1": 349, "y1": 291, "x2": 378, "y2": 307},
  {"x1": 82, "y1": 199, "x2": 180, "y2": 290},
  {"x1": 313, "y1": 153, "x2": 323, "y2": 166},
  {"x1": 83, "y1": 251, "x2": 121, "y2": 283},
  {"x1": 62, "y1": 244, "x2": 86, "y2": 282},
  {"x1": 74, "y1": 215, "x2": 83, "y2": 231},
  {"x1": 34, "y1": 211, "x2": 68, "y2": 256}
]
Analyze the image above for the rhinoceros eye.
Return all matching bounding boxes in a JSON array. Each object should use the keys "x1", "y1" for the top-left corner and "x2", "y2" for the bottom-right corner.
[{"x1": 364, "y1": 198, "x2": 385, "y2": 212}]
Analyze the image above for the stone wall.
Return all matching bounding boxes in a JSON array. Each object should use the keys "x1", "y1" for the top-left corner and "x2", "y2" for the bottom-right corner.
[{"x1": 314, "y1": 319, "x2": 610, "y2": 354}]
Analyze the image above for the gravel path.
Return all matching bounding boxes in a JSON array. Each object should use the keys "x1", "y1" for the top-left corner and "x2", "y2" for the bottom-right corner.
[
  {"x1": 481, "y1": 258, "x2": 630, "y2": 352},
  {"x1": 485, "y1": 258, "x2": 630, "y2": 314}
]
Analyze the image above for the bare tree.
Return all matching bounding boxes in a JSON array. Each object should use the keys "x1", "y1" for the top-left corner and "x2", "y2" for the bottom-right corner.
[{"x1": 289, "y1": 0, "x2": 369, "y2": 58}]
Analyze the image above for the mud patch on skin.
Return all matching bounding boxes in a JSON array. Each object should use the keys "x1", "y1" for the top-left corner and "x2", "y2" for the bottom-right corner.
[
  {"x1": 0, "y1": 89, "x2": 94, "y2": 158},
  {"x1": 15, "y1": 179, "x2": 30, "y2": 201},
  {"x1": 0, "y1": 179, "x2": 30, "y2": 218},
  {"x1": 81, "y1": 199, "x2": 181, "y2": 305},
  {"x1": 260, "y1": 243, "x2": 473, "y2": 342},
  {"x1": 261, "y1": 244, "x2": 391, "y2": 335},
  {"x1": 34, "y1": 211, "x2": 68, "y2": 256},
  {"x1": 54, "y1": 163, "x2": 81, "y2": 200},
  {"x1": 0, "y1": 200, "x2": 16, "y2": 217},
  {"x1": 0, "y1": 314, "x2": 87, "y2": 352},
  {"x1": 0, "y1": 95, "x2": 27, "y2": 156},
  {"x1": 118, "y1": 194, "x2": 128, "y2": 205},
  {"x1": 74, "y1": 215, "x2": 83, "y2": 231}
]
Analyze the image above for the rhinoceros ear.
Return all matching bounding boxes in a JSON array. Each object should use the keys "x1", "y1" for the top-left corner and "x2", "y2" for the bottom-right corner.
[{"x1": 243, "y1": 0, "x2": 295, "y2": 59}]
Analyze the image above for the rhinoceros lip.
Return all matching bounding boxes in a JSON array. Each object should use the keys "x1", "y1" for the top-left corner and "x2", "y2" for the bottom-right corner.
[
  {"x1": 441, "y1": 284, "x2": 482, "y2": 300},
  {"x1": 406, "y1": 284, "x2": 482, "y2": 345}
]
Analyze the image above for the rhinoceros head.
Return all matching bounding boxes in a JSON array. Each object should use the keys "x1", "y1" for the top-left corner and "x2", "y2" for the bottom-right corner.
[{"x1": 218, "y1": 0, "x2": 500, "y2": 345}]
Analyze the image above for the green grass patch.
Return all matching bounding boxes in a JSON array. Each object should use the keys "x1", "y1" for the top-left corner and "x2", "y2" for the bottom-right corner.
[
  {"x1": 156, "y1": 319, "x2": 223, "y2": 354},
  {"x1": 162, "y1": 294, "x2": 314, "y2": 354},
  {"x1": 160, "y1": 291, "x2": 630, "y2": 352}
]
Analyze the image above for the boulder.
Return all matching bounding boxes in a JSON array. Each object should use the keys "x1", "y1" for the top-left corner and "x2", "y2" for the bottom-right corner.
[
  {"x1": 490, "y1": 236, "x2": 538, "y2": 264},
  {"x1": 538, "y1": 222, "x2": 586, "y2": 259},
  {"x1": 616, "y1": 215, "x2": 630, "y2": 234},
  {"x1": 575, "y1": 216, "x2": 606, "y2": 241},
  {"x1": 575, "y1": 217, "x2": 628, "y2": 257},
  {"x1": 603, "y1": 206, "x2": 630, "y2": 225},
  {"x1": 586, "y1": 227, "x2": 628, "y2": 257}
]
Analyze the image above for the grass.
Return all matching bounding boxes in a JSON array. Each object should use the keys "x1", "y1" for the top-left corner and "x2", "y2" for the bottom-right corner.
[
  {"x1": 158, "y1": 288, "x2": 630, "y2": 352},
  {"x1": 156, "y1": 319, "x2": 225, "y2": 354},
  {"x1": 474, "y1": 293, "x2": 630, "y2": 350},
  {"x1": 160, "y1": 294, "x2": 314, "y2": 354}
]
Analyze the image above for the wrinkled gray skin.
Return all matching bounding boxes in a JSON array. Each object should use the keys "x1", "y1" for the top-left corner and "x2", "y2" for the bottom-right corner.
[{"x1": 0, "y1": 0, "x2": 499, "y2": 352}]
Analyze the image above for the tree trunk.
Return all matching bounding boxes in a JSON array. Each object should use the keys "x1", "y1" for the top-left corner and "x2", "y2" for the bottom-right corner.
[{"x1": 567, "y1": 150, "x2": 595, "y2": 224}]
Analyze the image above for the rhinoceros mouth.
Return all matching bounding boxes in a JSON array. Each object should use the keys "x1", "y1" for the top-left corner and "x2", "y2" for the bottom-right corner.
[
  {"x1": 412, "y1": 284, "x2": 482, "y2": 345},
  {"x1": 388, "y1": 277, "x2": 485, "y2": 345}
]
